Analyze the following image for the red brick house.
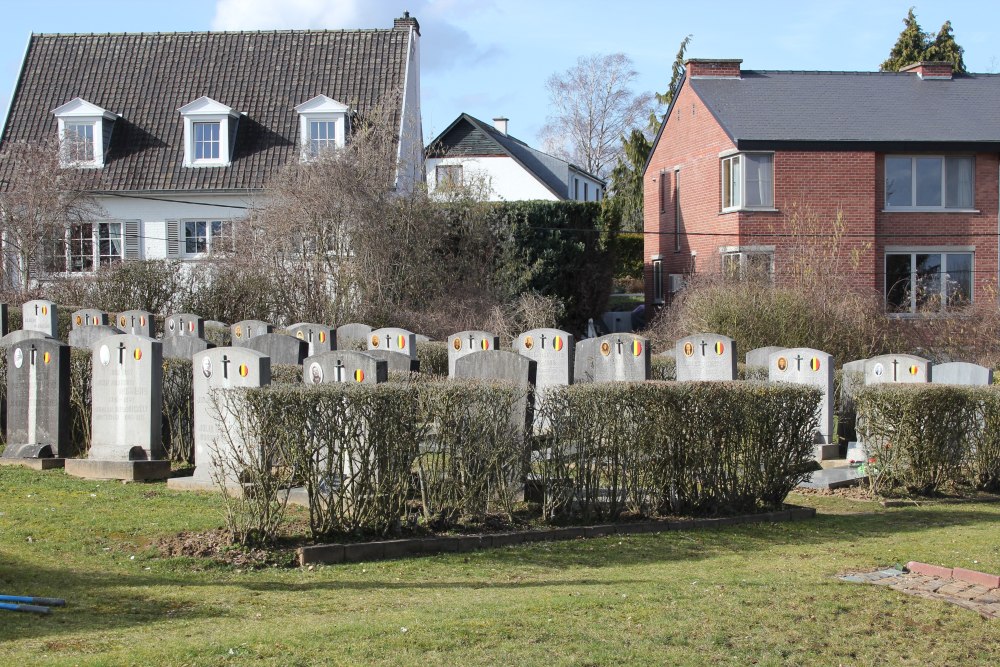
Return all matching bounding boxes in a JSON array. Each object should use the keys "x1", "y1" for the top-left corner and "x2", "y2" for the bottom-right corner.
[{"x1": 644, "y1": 59, "x2": 1000, "y2": 315}]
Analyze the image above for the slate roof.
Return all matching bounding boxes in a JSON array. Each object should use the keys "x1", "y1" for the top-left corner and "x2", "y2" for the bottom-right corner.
[
  {"x1": 426, "y1": 113, "x2": 604, "y2": 199},
  {"x1": 0, "y1": 28, "x2": 412, "y2": 192},
  {"x1": 690, "y1": 70, "x2": 1000, "y2": 151}
]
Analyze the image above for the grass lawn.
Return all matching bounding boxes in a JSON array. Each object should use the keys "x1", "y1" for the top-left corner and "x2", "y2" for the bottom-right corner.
[{"x1": 1, "y1": 467, "x2": 999, "y2": 666}]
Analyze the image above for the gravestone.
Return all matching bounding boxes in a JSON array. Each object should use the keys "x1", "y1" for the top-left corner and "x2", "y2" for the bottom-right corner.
[
  {"x1": 116, "y1": 310, "x2": 155, "y2": 338},
  {"x1": 514, "y1": 328, "x2": 574, "y2": 431},
  {"x1": 455, "y1": 350, "x2": 537, "y2": 435},
  {"x1": 0, "y1": 330, "x2": 54, "y2": 348},
  {"x1": 769, "y1": 347, "x2": 836, "y2": 458},
  {"x1": 231, "y1": 320, "x2": 274, "y2": 346},
  {"x1": 246, "y1": 333, "x2": 308, "y2": 365},
  {"x1": 337, "y1": 323, "x2": 372, "y2": 346},
  {"x1": 287, "y1": 323, "x2": 336, "y2": 356},
  {"x1": 415, "y1": 334, "x2": 431, "y2": 343},
  {"x1": 0, "y1": 303, "x2": 7, "y2": 337},
  {"x1": 746, "y1": 346, "x2": 786, "y2": 368},
  {"x1": 22, "y1": 299, "x2": 57, "y2": 338},
  {"x1": 71, "y1": 308, "x2": 109, "y2": 328},
  {"x1": 303, "y1": 351, "x2": 387, "y2": 385},
  {"x1": 931, "y1": 362, "x2": 993, "y2": 386},
  {"x1": 675, "y1": 333, "x2": 737, "y2": 381},
  {"x1": 0, "y1": 339, "x2": 70, "y2": 469},
  {"x1": 164, "y1": 313, "x2": 205, "y2": 338},
  {"x1": 592, "y1": 333, "x2": 651, "y2": 382},
  {"x1": 68, "y1": 324, "x2": 122, "y2": 349},
  {"x1": 366, "y1": 349, "x2": 418, "y2": 373},
  {"x1": 64, "y1": 335, "x2": 168, "y2": 481},
  {"x1": 368, "y1": 327, "x2": 417, "y2": 361},
  {"x1": 864, "y1": 354, "x2": 931, "y2": 385},
  {"x1": 163, "y1": 336, "x2": 215, "y2": 360},
  {"x1": 574, "y1": 338, "x2": 597, "y2": 384},
  {"x1": 168, "y1": 347, "x2": 271, "y2": 491},
  {"x1": 447, "y1": 330, "x2": 500, "y2": 377}
]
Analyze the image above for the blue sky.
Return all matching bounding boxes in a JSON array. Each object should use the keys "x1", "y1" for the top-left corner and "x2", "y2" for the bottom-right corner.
[{"x1": 1, "y1": 1, "x2": 997, "y2": 146}]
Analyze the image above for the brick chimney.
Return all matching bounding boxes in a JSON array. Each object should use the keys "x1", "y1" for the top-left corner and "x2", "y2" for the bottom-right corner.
[
  {"x1": 685, "y1": 58, "x2": 742, "y2": 79},
  {"x1": 899, "y1": 61, "x2": 953, "y2": 80},
  {"x1": 493, "y1": 117, "x2": 509, "y2": 136},
  {"x1": 393, "y1": 11, "x2": 420, "y2": 35}
]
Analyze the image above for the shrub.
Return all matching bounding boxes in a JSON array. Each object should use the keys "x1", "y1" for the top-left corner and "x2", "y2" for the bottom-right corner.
[
  {"x1": 162, "y1": 358, "x2": 194, "y2": 463},
  {"x1": 483, "y1": 292, "x2": 566, "y2": 347},
  {"x1": 416, "y1": 341, "x2": 449, "y2": 376},
  {"x1": 49, "y1": 260, "x2": 186, "y2": 314},
  {"x1": 69, "y1": 348, "x2": 92, "y2": 456},
  {"x1": 650, "y1": 355, "x2": 675, "y2": 381},
  {"x1": 975, "y1": 390, "x2": 1000, "y2": 492}
]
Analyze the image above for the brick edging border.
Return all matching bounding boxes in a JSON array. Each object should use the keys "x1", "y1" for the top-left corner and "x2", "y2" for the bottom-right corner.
[
  {"x1": 907, "y1": 561, "x2": 1000, "y2": 589},
  {"x1": 297, "y1": 505, "x2": 817, "y2": 566}
]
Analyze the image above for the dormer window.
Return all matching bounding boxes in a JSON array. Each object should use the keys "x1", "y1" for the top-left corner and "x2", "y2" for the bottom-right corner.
[
  {"x1": 51, "y1": 97, "x2": 117, "y2": 168},
  {"x1": 178, "y1": 96, "x2": 239, "y2": 167},
  {"x1": 294, "y1": 95, "x2": 349, "y2": 160}
]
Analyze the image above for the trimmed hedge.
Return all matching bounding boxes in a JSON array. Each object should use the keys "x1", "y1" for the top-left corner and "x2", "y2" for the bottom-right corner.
[
  {"x1": 856, "y1": 384, "x2": 1000, "y2": 495},
  {"x1": 416, "y1": 341, "x2": 449, "y2": 376}
]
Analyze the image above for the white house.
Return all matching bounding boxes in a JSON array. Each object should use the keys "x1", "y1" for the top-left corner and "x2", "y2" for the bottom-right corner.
[
  {"x1": 0, "y1": 14, "x2": 423, "y2": 279},
  {"x1": 425, "y1": 114, "x2": 605, "y2": 202}
]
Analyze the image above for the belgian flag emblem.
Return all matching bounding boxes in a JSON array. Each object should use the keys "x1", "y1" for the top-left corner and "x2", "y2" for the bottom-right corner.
[
  {"x1": 319, "y1": 331, "x2": 327, "y2": 343},
  {"x1": 715, "y1": 341, "x2": 725, "y2": 355},
  {"x1": 553, "y1": 336, "x2": 564, "y2": 352},
  {"x1": 354, "y1": 369, "x2": 365, "y2": 382},
  {"x1": 810, "y1": 357, "x2": 821, "y2": 371},
  {"x1": 239, "y1": 364, "x2": 249, "y2": 378},
  {"x1": 632, "y1": 340, "x2": 642, "y2": 357},
  {"x1": 909, "y1": 365, "x2": 919, "y2": 376},
  {"x1": 397, "y1": 335, "x2": 407, "y2": 349},
  {"x1": 481, "y1": 338, "x2": 490, "y2": 350},
  {"x1": 43, "y1": 352, "x2": 51, "y2": 364},
  {"x1": 134, "y1": 348, "x2": 142, "y2": 361}
]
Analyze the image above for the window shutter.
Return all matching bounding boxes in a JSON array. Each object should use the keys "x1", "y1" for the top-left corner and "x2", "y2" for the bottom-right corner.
[
  {"x1": 124, "y1": 220, "x2": 141, "y2": 260},
  {"x1": 166, "y1": 220, "x2": 180, "y2": 257}
]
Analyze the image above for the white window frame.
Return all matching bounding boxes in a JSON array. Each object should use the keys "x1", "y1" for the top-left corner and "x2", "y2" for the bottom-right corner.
[
  {"x1": 51, "y1": 97, "x2": 117, "y2": 168},
  {"x1": 720, "y1": 151, "x2": 774, "y2": 212},
  {"x1": 719, "y1": 246, "x2": 774, "y2": 281},
  {"x1": 651, "y1": 255, "x2": 664, "y2": 304},
  {"x1": 883, "y1": 248, "x2": 974, "y2": 315},
  {"x1": 435, "y1": 164, "x2": 463, "y2": 189},
  {"x1": 47, "y1": 222, "x2": 124, "y2": 274},
  {"x1": 884, "y1": 155, "x2": 977, "y2": 211},
  {"x1": 178, "y1": 96, "x2": 239, "y2": 167},
  {"x1": 182, "y1": 219, "x2": 232, "y2": 258},
  {"x1": 294, "y1": 95, "x2": 349, "y2": 161}
]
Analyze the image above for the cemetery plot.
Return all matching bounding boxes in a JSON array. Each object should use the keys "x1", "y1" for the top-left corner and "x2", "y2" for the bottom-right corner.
[
  {"x1": 22, "y1": 299, "x2": 57, "y2": 337},
  {"x1": 1, "y1": 338, "x2": 70, "y2": 466},
  {"x1": 287, "y1": 323, "x2": 336, "y2": 356},
  {"x1": 675, "y1": 333, "x2": 737, "y2": 381}
]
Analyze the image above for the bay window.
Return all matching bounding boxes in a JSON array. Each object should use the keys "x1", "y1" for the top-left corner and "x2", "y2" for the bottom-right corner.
[
  {"x1": 721, "y1": 152, "x2": 773, "y2": 211},
  {"x1": 885, "y1": 156, "x2": 974, "y2": 209}
]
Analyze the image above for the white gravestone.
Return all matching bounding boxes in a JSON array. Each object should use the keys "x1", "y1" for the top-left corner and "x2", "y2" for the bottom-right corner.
[
  {"x1": 163, "y1": 336, "x2": 214, "y2": 360},
  {"x1": 864, "y1": 354, "x2": 931, "y2": 385},
  {"x1": 368, "y1": 327, "x2": 417, "y2": 361},
  {"x1": 164, "y1": 313, "x2": 205, "y2": 338},
  {"x1": 336, "y1": 323, "x2": 372, "y2": 345},
  {"x1": 22, "y1": 300, "x2": 58, "y2": 338},
  {"x1": 931, "y1": 362, "x2": 993, "y2": 386},
  {"x1": 574, "y1": 338, "x2": 597, "y2": 384},
  {"x1": 769, "y1": 348, "x2": 836, "y2": 455},
  {"x1": 71, "y1": 308, "x2": 109, "y2": 328},
  {"x1": 514, "y1": 328, "x2": 574, "y2": 431},
  {"x1": 592, "y1": 333, "x2": 651, "y2": 382},
  {"x1": 67, "y1": 324, "x2": 121, "y2": 349},
  {"x1": 2, "y1": 338, "x2": 70, "y2": 460},
  {"x1": 746, "y1": 346, "x2": 786, "y2": 368},
  {"x1": 231, "y1": 320, "x2": 274, "y2": 346},
  {"x1": 303, "y1": 351, "x2": 387, "y2": 385},
  {"x1": 287, "y1": 323, "x2": 336, "y2": 356},
  {"x1": 117, "y1": 310, "x2": 155, "y2": 338},
  {"x1": 447, "y1": 330, "x2": 500, "y2": 377},
  {"x1": 675, "y1": 333, "x2": 737, "y2": 381}
]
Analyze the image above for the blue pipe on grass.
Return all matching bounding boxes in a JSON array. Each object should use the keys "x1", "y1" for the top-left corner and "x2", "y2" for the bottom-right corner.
[
  {"x1": 0, "y1": 595, "x2": 66, "y2": 606},
  {"x1": 0, "y1": 602, "x2": 51, "y2": 614}
]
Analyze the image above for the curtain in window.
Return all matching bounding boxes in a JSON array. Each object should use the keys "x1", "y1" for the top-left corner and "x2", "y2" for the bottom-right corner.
[
  {"x1": 744, "y1": 154, "x2": 773, "y2": 207},
  {"x1": 946, "y1": 157, "x2": 974, "y2": 208}
]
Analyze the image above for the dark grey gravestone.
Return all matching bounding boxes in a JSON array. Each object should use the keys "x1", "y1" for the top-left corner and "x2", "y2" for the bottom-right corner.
[
  {"x1": 164, "y1": 313, "x2": 205, "y2": 338},
  {"x1": 3, "y1": 338, "x2": 70, "y2": 459},
  {"x1": 231, "y1": 320, "x2": 274, "y2": 346},
  {"x1": 447, "y1": 330, "x2": 500, "y2": 377},
  {"x1": 454, "y1": 350, "x2": 537, "y2": 434},
  {"x1": 0, "y1": 330, "x2": 54, "y2": 348},
  {"x1": 514, "y1": 328, "x2": 574, "y2": 432},
  {"x1": 675, "y1": 333, "x2": 737, "y2": 381},
  {"x1": 366, "y1": 349, "x2": 418, "y2": 373},
  {"x1": 246, "y1": 333, "x2": 308, "y2": 365},
  {"x1": 287, "y1": 323, "x2": 336, "y2": 356},
  {"x1": 592, "y1": 334, "x2": 651, "y2": 382},
  {"x1": 88, "y1": 335, "x2": 164, "y2": 461},
  {"x1": 574, "y1": 338, "x2": 597, "y2": 384},
  {"x1": 368, "y1": 327, "x2": 418, "y2": 361},
  {"x1": 931, "y1": 362, "x2": 993, "y2": 386},
  {"x1": 769, "y1": 348, "x2": 836, "y2": 453},
  {"x1": 864, "y1": 354, "x2": 931, "y2": 385},
  {"x1": 162, "y1": 336, "x2": 215, "y2": 360},
  {"x1": 303, "y1": 351, "x2": 387, "y2": 385},
  {"x1": 116, "y1": 310, "x2": 155, "y2": 338},
  {"x1": 71, "y1": 308, "x2": 109, "y2": 328},
  {"x1": 22, "y1": 300, "x2": 57, "y2": 338},
  {"x1": 336, "y1": 323, "x2": 372, "y2": 346},
  {"x1": 0, "y1": 303, "x2": 7, "y2": 337},
  {"x1": 68, "y1": 325, "x2": 122, "y2": 349},
  {"x1": 189, "y1": 347, "x2": 271, "y2": 486},
  {"x1": 746, "y1": 346, "x2": 786, "y2": 368}
]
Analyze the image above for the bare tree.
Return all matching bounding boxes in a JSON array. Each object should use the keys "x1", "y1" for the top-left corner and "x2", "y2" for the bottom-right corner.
[
  {"x1": 540, "y1": 53, "x2": 653, "y2": 179},
  {"x1": 0, "y1": 140, "x2": 101, "y2": 292}
]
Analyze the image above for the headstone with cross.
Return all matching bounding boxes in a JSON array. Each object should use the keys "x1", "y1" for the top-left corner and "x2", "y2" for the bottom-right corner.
[
  {"x1": 67, "y1": 324, "x2": 122, "y2": 349},
  {"x1": 2, "y1": 338, "x2": 70, "y2": 461},
  {"x1": 163, "y1": 335, "x2": 215, "y2": 360},
  {"x1": 769, "y1": 347, "x2": 836, "y2": 456},
  {"x1": 303, "y1": 351, "x2": 387, "y2": 385},
  {"x1": 287, "y1": 323, "x2": 336, "y2": 356},
  {"x1": 675, "y1": 333, "x2": 737, "y2": 381},
  {"x1": 116, "y1": 310, "x2": 155, "y2": 338},
  {"x1": 246, "y1": 333, "x2": 308, "y2": 365},
  {"x1": 514, "y1": 328, "x2": 574, "y2": 432},
  {"x1": 188, "y1": 347, "x2": 271, "y2": 486},
  {"x1": 164, "y1": 313, "x2": 205, "y2": 339},
  {"x1": 863, "y1": 354, "x2": 931, "y2": 386},
  {"x1": 368, "y1": 327, "x2": 417, "y2": 361},
  {"x1": 22, "y1": 299, "x2": 58, "y2": 338},
  {"x1": 447, "y1": 330, "x2": 500, "y2": 377},
  {"x1": 230, "y1": 320, "x2": 274, "y2": 347},
  {"x1": 590, "y1": 333, "x2": 651, "y2": 382},
  {"x1": 71, "y1": 308, "x2": 110, "y2": 329},
  {"x1": 746, "y1": 346, "x2": 786, "y2": 369}
]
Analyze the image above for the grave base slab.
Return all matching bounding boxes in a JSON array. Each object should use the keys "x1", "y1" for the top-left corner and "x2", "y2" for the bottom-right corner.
[
  {"x1": 815, "y1": 443, "x2": 841, "y2": 460},
  {"x1": 0, "y1": 457, "x2": 65, "y2": 470},
  {"x1": 798, "y1": 466, "x2": 868, "y2": 490},
  {"x1": 64, "y1": 459, "x2": 171, "y2": 481},
  {"x1": 166, "y1": 476, "x2": 243, "y2": 495}
]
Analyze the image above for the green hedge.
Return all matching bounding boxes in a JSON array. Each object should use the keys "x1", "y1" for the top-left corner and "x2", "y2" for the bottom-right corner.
[
  {"x1": 856, "y1": 384, "x2": 1000, "y2": 495},
  {"x1": 416, "y1": 341, "x2": 449, "y2": 376},
  {"x1": 614, "y1": 232, "x2": 643, "y2": 281}
]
